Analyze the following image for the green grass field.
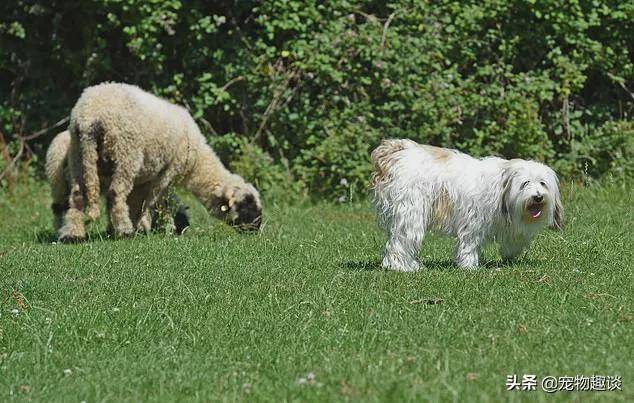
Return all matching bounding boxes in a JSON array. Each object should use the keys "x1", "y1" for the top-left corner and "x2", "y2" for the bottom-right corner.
[{"x1": 0, "y1": 180, "x2": 632, "y2": 402}]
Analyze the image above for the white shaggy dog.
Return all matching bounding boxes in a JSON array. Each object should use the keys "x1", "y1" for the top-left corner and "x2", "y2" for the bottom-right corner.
[{"x1": 370, "y1": 139, "x2": 563, "y2": 271}]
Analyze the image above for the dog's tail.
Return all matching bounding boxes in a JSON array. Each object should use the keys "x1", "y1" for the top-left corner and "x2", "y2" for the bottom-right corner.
[
  {"x1": 370, "y1": 139, "x2": 420, "y2": 229},
  {"x1": 370, "y1": 139, "x2": 415, "y2": 188}
]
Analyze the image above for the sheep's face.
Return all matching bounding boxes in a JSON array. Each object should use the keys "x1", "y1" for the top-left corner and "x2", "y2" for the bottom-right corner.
[{"x1": 211, "y1": 182, "x2": 262, "y2": 232}]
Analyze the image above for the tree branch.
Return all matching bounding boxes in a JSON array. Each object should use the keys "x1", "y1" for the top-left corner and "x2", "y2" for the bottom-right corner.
[
  {"x1": 254, "y1": 69, "x2": 298, "y2": 141},
  {"x1": 607, "y1": 72, "x2": 634, "y2": 101},
  {"x1": 21, "y1": 116, "x2": 70, "y2": 141},
  {"x1": 380, "y1": 10, "x2": 399, "y2": 50},
  {"x1": 0, "y1": 132, "x2": 25, "y2": 186},
  {"x1": 221, "y1": 75, "x2": 245, "y2": 92}
]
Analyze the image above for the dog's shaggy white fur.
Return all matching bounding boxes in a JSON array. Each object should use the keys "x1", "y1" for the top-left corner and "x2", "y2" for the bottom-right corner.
[
  {"x1": 59, "y1": 82, "x2": 261, "y2": 242},
  {"x1": 370, "y1": 139, "x2": 563, "y2": 271}
]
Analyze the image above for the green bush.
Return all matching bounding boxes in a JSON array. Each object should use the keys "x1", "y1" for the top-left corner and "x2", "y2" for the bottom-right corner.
[
  {"x1": 1, "y1": 1, "x2": 632, "y2": 200},
  {"x1": 557, "y1": 120, "x2": 634, "y2": 178}
]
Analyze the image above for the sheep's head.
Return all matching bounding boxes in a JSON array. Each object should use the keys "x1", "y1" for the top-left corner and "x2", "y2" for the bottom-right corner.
[{"x1": 210, "y1": 179, "x2": 262, "y2": 232}]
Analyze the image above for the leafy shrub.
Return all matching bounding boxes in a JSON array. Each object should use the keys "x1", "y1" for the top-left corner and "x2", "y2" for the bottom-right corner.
[
  {"x1": 1, "y1": 0, "x2": 632, "y2": 200},
  {"x1": 557, "y1": 120, "x2": 634, "y2": 179},
  {"x1": 212, "y1": 133, "x2": 305, "y2": 203}
]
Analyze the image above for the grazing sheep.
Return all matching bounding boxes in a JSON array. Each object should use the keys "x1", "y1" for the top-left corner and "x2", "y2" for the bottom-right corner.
[
  {"x1": 46, "y1": 130, "x2": 191, "y2": 235},
  {"x1": 46, "y1": 130, "x2": 73, "y2": 232},
  {"x1": 58, "y1": 82, "x2": 262, "y2": 242}
]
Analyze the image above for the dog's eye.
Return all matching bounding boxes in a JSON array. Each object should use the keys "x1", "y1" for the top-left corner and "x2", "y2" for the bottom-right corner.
[
  {"x1": 539, "y1": 181, "x2": 547, "y2": 188},
  {"x1": 520, "y1": 181, "x2": 529, "y2": 190}
]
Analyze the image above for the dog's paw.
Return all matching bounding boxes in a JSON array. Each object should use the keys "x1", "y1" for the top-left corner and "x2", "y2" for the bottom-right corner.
[
  {"x1": 382, "y1": 259, "x2": 422, "y2": 272},
  {"x1": 392, "y1": 265, "x2": 423, "y2": 273}
]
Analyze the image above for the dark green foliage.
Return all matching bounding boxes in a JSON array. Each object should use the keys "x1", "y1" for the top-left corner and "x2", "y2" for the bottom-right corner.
[
  {"x1": 1, "y1": 1, "x2": 632, "y2": 199},
  {"x1": 150, "y1": 189, "x2": 190, "y2": 235}
]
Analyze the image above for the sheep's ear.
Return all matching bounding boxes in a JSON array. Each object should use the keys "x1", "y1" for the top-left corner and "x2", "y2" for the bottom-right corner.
[{"x1": 552, "y1": 193, "x2": 564, "y2": 231}]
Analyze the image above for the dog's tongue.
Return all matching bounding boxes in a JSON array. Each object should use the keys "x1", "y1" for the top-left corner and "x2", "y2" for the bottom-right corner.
[{"x1": 529, "y1": 205, "x2": 542, "y2": 218}]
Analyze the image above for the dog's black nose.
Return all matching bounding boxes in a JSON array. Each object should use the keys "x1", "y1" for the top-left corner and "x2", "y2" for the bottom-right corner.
[{"x1": 532, "y1": 195, "x2": 543, "y2": 203}]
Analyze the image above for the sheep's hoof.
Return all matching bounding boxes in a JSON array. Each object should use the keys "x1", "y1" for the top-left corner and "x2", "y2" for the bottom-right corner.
[
  {"x1": 58, "y1": 225, "x2": 86, "y2": 243},
  {"x1": 58, "y1": 234, "x2": 86, "y2": 243},
  {"x1": 136, "y1": 216, "x2": 152, "y2": 233},
  {"x1": 114, "y1": 227, "x2": 135, "y2": 238}
]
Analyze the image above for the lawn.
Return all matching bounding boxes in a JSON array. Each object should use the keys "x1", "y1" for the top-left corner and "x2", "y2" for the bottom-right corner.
[{"x1": 0, "y1": 180, "x2": 632, "y2": 402}]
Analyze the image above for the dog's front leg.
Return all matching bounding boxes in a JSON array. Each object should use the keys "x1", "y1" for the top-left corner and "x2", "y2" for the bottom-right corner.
[
  {"x1": 499, "y1": 238, "x2": 528, "y2": 262},
  {"x1": 455, "y1": 228, "x2": 482, "y2": 268}
]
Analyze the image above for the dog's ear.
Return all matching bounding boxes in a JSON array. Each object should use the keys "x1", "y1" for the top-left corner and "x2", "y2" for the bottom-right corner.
[
  {"x1": 546, "y1": 169, "x2": 564, "y2": 231},
  {"x1": 552, "y1": 191, "x2": 564, "y2": 231},
  {"x1": 500, "y1": 168, "x2": 513, "y2": 224}
]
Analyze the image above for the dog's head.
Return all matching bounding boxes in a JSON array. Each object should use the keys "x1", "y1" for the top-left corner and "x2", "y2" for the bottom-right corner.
[
  {"x1": 501, "y1": 160, "x2": 563, "y2": 230},
  {"x1": 208, "y1": 178, "x2": 262, "y2": 232}
]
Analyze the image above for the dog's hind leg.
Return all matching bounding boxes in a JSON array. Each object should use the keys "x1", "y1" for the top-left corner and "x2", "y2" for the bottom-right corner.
[{"x1": 381, "y1": 198, "x2": 430, "y2": 272}]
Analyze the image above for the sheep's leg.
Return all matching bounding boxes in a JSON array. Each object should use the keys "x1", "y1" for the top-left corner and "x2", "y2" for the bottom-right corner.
[
  {"x1": 81, "y1": 124, "x2": 102, "y2": 221},
  {"x1": 144, "y1": 180, "x2": 170, "y2": 209},
  {"x1": 46, "y1": 132, "x2": 71, "y2": 232},
  {"x1": 107, "y1": 181, "x2": 135, "y2": 237},
  {"x1": 127, "y1": 183, "x2": 152, "y2": 233},
  {"x1": 58, "y1": 136, "x2": 86, "y2": 242},
  {"x1": 140, "y1": 174, "x2": 176, "y2": 232},
  {"x1": 107, "y1": 164, "x2": 140, "y2": 237},
  {"x1": 137, "y1": 210, "x2": 152, "y2": 233},
  {"x1": 50, "y1": 166, "x2": 70, "y2": 233}
]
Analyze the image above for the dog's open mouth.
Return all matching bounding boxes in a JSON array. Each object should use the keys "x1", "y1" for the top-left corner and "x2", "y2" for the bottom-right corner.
[{"x1": 527, "y1": 203, "x2": 543, "y2": 218}]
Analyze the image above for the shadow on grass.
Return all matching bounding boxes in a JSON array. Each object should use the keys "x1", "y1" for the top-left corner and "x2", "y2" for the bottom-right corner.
[
  {"x1": 34, "y1": 225, "x2": 246, "y2": 245},
  {"x1": 342, "y1": 259, "x2": 456, "y2": 271},
  {"x1": 480, "y1": 257, "x2": 545, "y2": 269},
  {"x1": 342, "y1": 260, "x2": 382, "y2": 271},
  {"x1": 343, "y1": 257, "x2": 541, "y2": 271},
  {"x1": 34, "y1": 229, "x2": 115, "y2": 244},
  {"x1": 35, "y1": 230, "x2": 58, "y2": 244}
]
